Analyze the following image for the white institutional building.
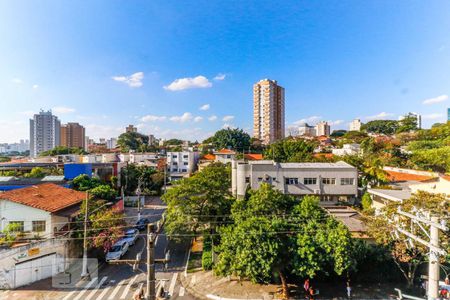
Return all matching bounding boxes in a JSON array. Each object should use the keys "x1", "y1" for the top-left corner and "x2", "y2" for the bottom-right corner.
[{"x1": 349, "y1": 119, "x2": 362, "y2": 131}]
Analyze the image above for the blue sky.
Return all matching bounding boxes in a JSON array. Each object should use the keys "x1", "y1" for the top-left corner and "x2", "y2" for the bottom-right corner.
[{"x1": 1, "y1": 1, "x2": 449, "y2": 143}]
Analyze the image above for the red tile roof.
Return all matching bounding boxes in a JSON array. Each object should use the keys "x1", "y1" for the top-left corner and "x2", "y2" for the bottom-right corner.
[
  {"x1": 202, "y1": 153, "x2": 216, "y2": 161},
  {"x1": 216, "y1": 149, "x2": 236, "y2": 154},
  {"x1": 442, "y1": 175, "x2": 450, "y2": 182},
  {"x1": 386, "y1": 170, "x2": 435, "y2": 182},
  {"x1": 0, "y1": 183, "x2": 85, "y2": 213},
  {"x1": 244, "y1": 153, "x2": 263, "y2": 160}
]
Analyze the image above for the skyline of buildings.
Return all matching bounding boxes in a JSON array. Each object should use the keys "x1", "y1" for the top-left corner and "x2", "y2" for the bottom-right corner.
[{"x1": 253, "y1": 79, "x2": 285, "y2": 144}]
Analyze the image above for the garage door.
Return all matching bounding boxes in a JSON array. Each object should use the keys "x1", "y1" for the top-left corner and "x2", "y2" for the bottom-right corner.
[{"x1": 14, "y1": 253, "x2": 57, "y2": 288}]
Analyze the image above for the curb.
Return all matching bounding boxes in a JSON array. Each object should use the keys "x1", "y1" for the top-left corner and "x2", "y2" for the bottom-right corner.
[{"x1": 179, "y1": 272, "x2": 209, "y2": 300}]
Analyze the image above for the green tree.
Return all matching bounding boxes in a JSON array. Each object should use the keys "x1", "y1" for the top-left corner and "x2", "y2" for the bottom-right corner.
[
  {"x1": 39, "y1": 146, "x2": 86, "y2": 156},
  {"x1": 72, "y1": 174, "x2": 102, "y2": 191},
  {"x1": 89, "y1": 184, "x2": 117, "y2": 200},
  {"x1": 162, "y1": 162, "x2": 232, "y2": 237},
  {"x1": 209, "y1": 128, "x2": 251, "y2": 151},
  {"x1": 331, "y1": 129, "x2": 347, "y2": 137},
  {"x1": 24, "y1": 167, "x2": 47, "y2": 178},
  {"x1": 361, "y1": 192, "x2": 372, "y2": 212},
  {"x1": 410, "y1": 146, "x2": 450, "y2": 173},
  {"x1": 164, "y1": 139, "x2": 184, "y2": 146},
  {"x1": 362, "y1": 120, "x2": 399, "y2": 135},
  {"x1": 396, "y1": 113, "x2": 419, "y2": 133},
  {"x1": 215, "y1": 187, "x2": 353, "y2": 298},
  {"x1": 263, "y1": 138, "x2": 316, "y2": 162},
  {"x1": 117, "y1": 132, "x2": 149, "y2": 152}
]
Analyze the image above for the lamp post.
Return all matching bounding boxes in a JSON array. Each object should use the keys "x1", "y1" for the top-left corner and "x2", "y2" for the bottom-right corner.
[{"x1": 80, "y1": 191, "x2": 113, "y2": 280}]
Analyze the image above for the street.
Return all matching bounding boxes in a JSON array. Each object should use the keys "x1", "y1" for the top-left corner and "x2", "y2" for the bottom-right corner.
[{"x1": 0, "y1": 197, "x2": 195, "y2": 300}]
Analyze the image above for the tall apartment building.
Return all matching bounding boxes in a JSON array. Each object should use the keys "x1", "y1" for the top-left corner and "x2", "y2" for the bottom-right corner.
[
  {"x1": 298, "y1": 123, "x2": 316, "y2": 136},
  {"x1": 253, "y1": 79, "x2": 285, "y2": 144},
  {"x1": 60, "y1": 122, "x2": 85, "y2": 149},
  {"x1": 315, "y1": 121, "x2": 330, "y2": 136},
  {"x1": 126, "y1": 125, "x2": 137, "y2": 133},
  {"x1": 30, "y1": 110, "x2": 61, "y2": 157},
  {"x1": 106, "y1": 138, "x2": 117, "y2": 149},
  {"x1": 349, "y1": 119, "x2": 362, "y2": 131}
]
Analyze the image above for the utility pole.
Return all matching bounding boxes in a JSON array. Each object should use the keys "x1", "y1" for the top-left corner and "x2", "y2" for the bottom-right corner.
[
  {"x1": 147, "y1": 223, "x2": 156, "y2": 300},
  {"x1": 394, "y1": 208, "x2": 448, "y2": 300},
  {"x1": 81, "y1": 191, "x2": 90, "y2": 279}
]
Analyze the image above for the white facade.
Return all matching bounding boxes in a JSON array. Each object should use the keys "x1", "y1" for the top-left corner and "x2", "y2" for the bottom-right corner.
[
  {"x1": 349, "y1": 119, "x2": 362, "y2": 131},
  {"x1": 332, "y1": 144, "x2": 361, "y2": 156},
  {"x1": 213, "y1": 150, "x2": 236, "y2": 164},
  {"x1": 106, "y1": 138, "x2": 117, "y2": 149},
  {"x1": 298, "y1": 123, "x2": 316, "y2": 136},
  {"x1": 232, "y1": 160, "x2": 358, "y2": 204},
  {"x1": 30, "y1": 110, "x2": 61, "y2": 157},
  {"x1": 315, "y1": 121, "x2": 330, "y2": 136},
  {"x1": 167, "y1": 151, "x2": 199, "y2": 180},
  {"x1": 129, "y1": 153, "x2": 159, "y2": 164}
]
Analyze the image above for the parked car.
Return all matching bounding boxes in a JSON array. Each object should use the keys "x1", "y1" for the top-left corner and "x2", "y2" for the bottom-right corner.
[
  {"x1": 135, "y1": 218, "x2": 150, "y2": 231},
  {"x1": 122, "y1": 229, "x2": 139, "y2": 246},
  {"x1": 106, "y1": 240, "x2": 129, "y2": 262}
]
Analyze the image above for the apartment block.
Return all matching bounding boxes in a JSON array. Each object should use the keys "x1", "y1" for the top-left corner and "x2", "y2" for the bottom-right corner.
[
  {"x1": 253, "y1": 79, "x2": 285, "y2": 144},
  {"x1": 60, "y1": 122, "x2": 85, "y2": 149},
  {"x1": 30, "y1": 110, "x2": 61, "y2": 157},
  {"x1": 232, "y1": 160, "x2": 358, "y2": 204},
  {"x1": 315, "y1": 121, "x2": 330, "y2": 136},
  {"x1": 166, "y1": 151, "x2": 199, "y2": 181},
  {"x1": 349, "y1": 119, "x2": 362, "y2": 131}
]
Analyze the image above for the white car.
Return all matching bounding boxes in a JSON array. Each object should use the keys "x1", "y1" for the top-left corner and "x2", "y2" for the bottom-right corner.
[
  {"x1": 106, "y1": 240, "x2": 129, "y2": 262},
  {"x1": 122, "y1": 229, "x2": 139, "y2": 246}
]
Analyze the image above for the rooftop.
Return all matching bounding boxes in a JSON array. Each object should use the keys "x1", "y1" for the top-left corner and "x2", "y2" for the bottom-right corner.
[
  {"x1": 244, "y1": 153, "x2": 263, "y2": 161},
  {"x1": 323, "y1": 206, "x2": 367, "y2": 233},
  {"x1": 386, "y1": 170, "x2": 435, "y2": 182},
  {"x1": 215, "y1": 149, "x2": 236, "y2": 154},
  {"x1": 0, "y1": 183, "x2": 85, "y2": 213},
  {"x1": 368, "y1": 188, "x2": 412, "y2": 202}
]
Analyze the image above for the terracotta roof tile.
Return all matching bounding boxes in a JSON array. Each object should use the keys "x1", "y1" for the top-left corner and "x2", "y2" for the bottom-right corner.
[
  {"x1": 386, "y1": 170, "x2": 435, "y2": 182},
  {"x1": 244, "y1": 153, "x2": 263, "y2": 160},
  {"x1": 216, "y1": 149, "x2": 235, "y2": 154},
  {"x1": 202, "y1": 154, "x2": 216, "y2": 161},
  {"x1": 0, "y1": 183, "x2": 85, "y2": 213}
]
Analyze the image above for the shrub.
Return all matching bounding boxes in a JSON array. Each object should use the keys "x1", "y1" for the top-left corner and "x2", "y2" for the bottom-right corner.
[
  {"x1": 361, "y1": 192, "x2": 372, "y2": 212},
  {"x1": 202, "y1": 249, "x2": 213, "y2": 270}
]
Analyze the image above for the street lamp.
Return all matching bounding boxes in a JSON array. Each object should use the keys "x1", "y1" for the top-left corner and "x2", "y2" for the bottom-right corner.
[{"x1": 80, "y1": 191, "x2": 113, "y2": 280}]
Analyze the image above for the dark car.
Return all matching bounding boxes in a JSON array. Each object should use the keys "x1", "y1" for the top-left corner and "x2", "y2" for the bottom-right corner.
[{"x1": 135, "y1": 218, "x2": 150, "y2": 231}]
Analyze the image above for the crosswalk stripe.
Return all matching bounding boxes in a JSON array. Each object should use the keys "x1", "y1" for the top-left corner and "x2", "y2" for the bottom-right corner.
[
  {"x1": 96, "y1": 284, "x2": 112, "y2": 300},
  {"x1": 73, "y1": 277, "x2": 98, "y2": 300},
  {"x1": 61, "y1": 290, "x2": 77, "y2": 300},
  {"x1": 108, "y1": 281, "x2": 123, "y2": 300},
  {"x1": 85, "y1": 276, "x2": 108, "y2": 300},
  {"x1": 168, "y1": 273, "x2": 178, "y2": 296},
  {"x1": 179, "y1": 286, "x2": 185, "y2": 297},
  {"x1": 120, "y1": 275, "x2": 139, "y2": 299},
  {"x1": 134, "y1": 282, "x2": 144, "y2": 299}
]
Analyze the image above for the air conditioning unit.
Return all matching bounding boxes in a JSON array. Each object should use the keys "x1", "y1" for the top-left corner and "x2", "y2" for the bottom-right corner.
[{"x1": 314, "y1": 189, "x2": 320, "y2": 194}]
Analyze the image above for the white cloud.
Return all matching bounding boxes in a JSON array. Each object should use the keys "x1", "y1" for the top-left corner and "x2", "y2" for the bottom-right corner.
[
  {"x1": 328, "y1": 120, "x2": 345, "y2": 126},
  {"x1": 422, "y1": 113, "x2": 444, "y2": 120},
  {"x1": 163, "y1": 76, "x2": 212, "y2": 91},
  {"x1": 199, "y1": 104, "x2": 210, "y2": 111},
  {"x1": 208, "y1": 115, "x2": 218, "y2": 121},
  {"x1": 222, "y1": 123, "x2": 235, "y2": 129},
  {"x1": 170, "y1": 112, "x2": 193, "y2": 123},
  {"x1": 52, "y1": 106, "x2": 76, "y2": 114},
  {"x1": 366, "y1": 112, "x2": 394, "y2": 120},
  {"x1": 20, "y1": 110, "x2": 35, "y2": 117},
  {"x1": 214, "y1": 73, "x2": 226, "y2": 81},
  {"x1": 222, "y1": 115, "x2": 234, "y2": 122},
  {"x1": 141, "y1": 115, "x2": 167, "y2": 122},
  {"x1": 194, "y1": 116, "x2": 203, "y2": 123},
  {"x1": 11, "y1": 78, "x2": 23, "y2": 84},
  {"x1": 32, "y1": 84, "x2": 39, "y2": 89},
  {"x1": 112, "y1": 72, "x2": 144, "y2": 88},
  {"x1": 85, "y1": 124, "x2": 123, "y2": 140},
  {"x1": 422, "y1": 94, "x2": 448, "y2": 105},
  {"x1": 293, "y1": 116, "x2": 322, "y2": 125}
]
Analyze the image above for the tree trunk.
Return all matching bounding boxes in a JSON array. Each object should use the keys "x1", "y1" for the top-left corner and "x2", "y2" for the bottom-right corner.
[{"x1": 279, "y1": 271, "x2": 289, "y2": 299}]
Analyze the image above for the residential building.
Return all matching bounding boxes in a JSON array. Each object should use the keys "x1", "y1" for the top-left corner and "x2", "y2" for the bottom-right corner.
[
  {"x1": 323, "y1": 206, "x2": 369, "y2": 239},
  {"x1": 349, "y1": 119, "x2": 362, "y2": 131},
  {"x1": 106, "y1": 138, "x2": 117, "y2": 149},
  {"x1": 60, "y1": 122, "x2": 85, "y2": 149},
  {"x1": 213, "y1": 149, "x2": 236, "y2": 164},
  {"x1": 232, "y1": 160, "x2": 358, "y2": 204},
  {"x1": 0, "y1": 140, "x2": 30, "y2": 154},
  {"x1": 148, "y1": 134, "x2": 156, "y2": 146},
  {"x1": 129, "y1": 153, "x2": 160, "y2": 167},
  {"x1": 0, "y1": 183, "x2": 85, "y2": 238},
  {"x1": 315, "y1": 121, "x2": 330, "y2": 136},
  {"x1": 332, "y1": 144, "x2": 361, "y2": 156},
  {"x1": 125, "y1": 125, "x2": 137, "y2": 133},
  {"x1": 30, "y1": 110, "x2": 61, "y2": 157},
  {"x1": 253, "y1": 79, "x2": 285, "y2": 144},
  {"x1": 166, "y1": 151, "x2": 199, "y2": 181},
  {"x1": 298, "y1": 123, "x2": 316, "y2": 136}
]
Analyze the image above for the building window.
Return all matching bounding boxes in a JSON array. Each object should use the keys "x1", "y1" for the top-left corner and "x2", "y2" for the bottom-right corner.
[
  {"x1": 172, "y1": 162, "x2": 178, "y2": 165},
  {"x1": 183, "y1": 155, "x2": 188, "y2": 159},
  {"x1": 257, "y1": 177, "x2": 263, "y2": 182},
  {"x1": 285, "y1": 178, "x2": 298, "y2": 185},
  {"x1": 322, "y1": 178, "x2": 336, "y2": 185},
  {"x1": 181, "y1": 169, "x2": 187, "y2": 172},
  {"x1": 183, "y1": 162, "x2": 188, "y2": 165},
  {"x1": 172, "y1": 168, "x2": 178, "y2": 172},
  {"x1": 172, "y1": 155, "x2": 177, "y2": 159},
  {"x1": 226, "y1": 155, "x2": 231, "y2": 159},
  {"x1": 9, "y1": 221, "x2": 24, "y2": 232},
  {"x1": 303, "y1": 178, "x2": 317, "y2": 185},
  {"x1": 340, "y1": 178, "x2": 355, "y2": 185},
  {"x1": 245, "y1": 177, "x2": 250, "y2": 183},
  {"x1": 32, "y1": 221, "x2": 46, "y2": 232}
]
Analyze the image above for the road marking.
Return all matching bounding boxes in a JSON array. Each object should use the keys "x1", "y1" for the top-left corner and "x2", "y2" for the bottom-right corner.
[
  {"x1": 120, "y1": 275, "x2": 139, "y2": 299},
  {"x1": 134, "y1": 282, "x2": 144, "y2": 299},
  {"x1": 85, "y1": 276, "x2": 108, "y2": 300},
  {"x1": 73, "y1": 277, "x2": 98, "y2": 300},
  {"x1": 179, "y1": 286, "x2": 185, "y2": 297},
  {"x1": 61, "y1": 290, "x2": 77, "y2": 300},
  {"x1": 108, "y1": 280, "x2": 123, "y2": 300},
  {"x1": 155, "y1": 235, "x2": 159, "y2": 246},
  {"x1": 168, "y1": 273, "x2": 178, "y2": 296},
  {"x1": 96, "y1": 282, "x2": 112, "y2": 300}
]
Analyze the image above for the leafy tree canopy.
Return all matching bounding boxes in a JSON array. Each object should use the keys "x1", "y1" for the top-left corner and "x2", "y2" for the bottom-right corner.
[
  {"x1": 263, "y1": 138, "x2": 316, "y2": 162},
  {"x1": 39, "y1": 146, "x2": 86, "y2": 156},
  {"x1": 207, "y1": 128, "x2": 251, "y2": 151},
  {"x1": 117, "y1": 132, "x2": 149, "y2": 152},
  {"x1": 362, "y1": 120, "x2": 399, "y2": 135}
]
